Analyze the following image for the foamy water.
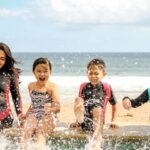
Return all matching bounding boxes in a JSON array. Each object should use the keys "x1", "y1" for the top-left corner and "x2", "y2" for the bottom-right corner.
[
  {"x1": 20, "y1": 75, "x2": 150, "y2": 104},
  {"x1": 6, "y1": 75, "x2": 150, "y2": 149}
]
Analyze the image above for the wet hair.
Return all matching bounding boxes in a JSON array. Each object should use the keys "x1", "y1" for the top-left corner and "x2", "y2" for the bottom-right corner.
[
  {"x1": 87, "y1": 58, "x2": 106, "y2": 70},
  {"x1": 0, "y1": 42, "x2": 21, "y2": 74},
  {"x1": 32, "y1": 57, "x2": 52, "y2": 72}
]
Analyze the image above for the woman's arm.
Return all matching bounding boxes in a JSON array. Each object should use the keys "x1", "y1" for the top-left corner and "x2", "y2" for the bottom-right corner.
[{"x1": 10, "y1": 74, "x2": 22, "y2": 115}]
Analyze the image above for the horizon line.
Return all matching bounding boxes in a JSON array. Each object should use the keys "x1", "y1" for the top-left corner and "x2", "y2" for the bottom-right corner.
[{"x1": 12, "y1": 51, "x2": 150, "y2": 53}]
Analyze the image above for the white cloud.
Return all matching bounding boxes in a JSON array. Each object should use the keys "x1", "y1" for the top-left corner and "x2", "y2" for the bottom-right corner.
[
  {"x1": 34, "y1": 0, "x2": 150, "y2": 24},
  {"x1": 0, "y1": 8, "x2": 30, "y2": 17}
]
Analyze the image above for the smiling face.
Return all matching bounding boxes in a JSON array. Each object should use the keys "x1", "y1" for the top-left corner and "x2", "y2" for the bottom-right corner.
[
  {"x1": 33, "y1": 63, "x2": 51, "y2": 84},
  {"x1": 0, "y1": 49, "x2": 6, "y2": 69},
  {"x1": 87, "y1": 65, "x2": 105, "y2": 86}
]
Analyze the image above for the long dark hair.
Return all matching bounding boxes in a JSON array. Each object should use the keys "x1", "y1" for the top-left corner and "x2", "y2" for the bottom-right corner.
[{"x1": 0, "y1": 42, "x2": 21, "y2": 75}]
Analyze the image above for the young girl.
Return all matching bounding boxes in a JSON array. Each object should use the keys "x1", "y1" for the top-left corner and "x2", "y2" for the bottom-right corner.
[
  {"x1": 0, "y1": 42, "x2": 22, "y2": 129},
  {"x1": 71, "y1": 58, "x2": 117, "y2": 149},
  {"x1": 21, "y1": 57, "x2": 60, "y2": 148}
]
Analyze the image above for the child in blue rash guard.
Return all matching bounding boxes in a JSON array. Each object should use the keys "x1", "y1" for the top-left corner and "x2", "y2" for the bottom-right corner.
[
  {"x1": 71, "y1": 58, "x2": 117, "y2": 149},
  {"x1": 0, "y1": 42, "x2": 23, "y2": 129},
  {"x1": 122, "y1": 89, "x2": 150, "y2": 109}
]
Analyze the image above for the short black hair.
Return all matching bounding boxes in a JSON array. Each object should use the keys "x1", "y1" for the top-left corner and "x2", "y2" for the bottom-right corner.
[
  {"x1": 32, "y1": 57, "x2": 52, "y2": 72},
  {"x1": 87, "y1": 58, "x2": 106, "y2": 70}
]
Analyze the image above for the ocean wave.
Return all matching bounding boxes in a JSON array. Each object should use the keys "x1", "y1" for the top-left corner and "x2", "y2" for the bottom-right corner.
[{"x1": 20, "y1": 75, "x2": 150, "y2": 92}]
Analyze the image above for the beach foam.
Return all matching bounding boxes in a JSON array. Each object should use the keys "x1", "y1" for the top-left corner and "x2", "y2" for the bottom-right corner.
[{"x1": 20, "y1": 75, "x2": 150, "y2": 103}]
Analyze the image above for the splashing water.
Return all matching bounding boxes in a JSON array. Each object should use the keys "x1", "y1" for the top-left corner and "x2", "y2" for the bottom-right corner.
[
  {"x1": 1, "y1": 131, "x2": 150, "y2": 150},
  {"x1": 0, "y1": 135, "x2": 9, "y2": 150},
  {"x1": 1, "y1": 117, "x2": 150, "y2": 150}
]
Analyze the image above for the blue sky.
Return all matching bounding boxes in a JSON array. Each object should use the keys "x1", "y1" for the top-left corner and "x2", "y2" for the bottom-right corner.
[{"x1": 1, "y1": 0, "x2": 150, "y2": 52}]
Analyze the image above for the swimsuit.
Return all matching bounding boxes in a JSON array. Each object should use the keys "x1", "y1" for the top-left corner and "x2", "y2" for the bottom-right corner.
[
  {"x1": 0, "y1": 70, "x2": 22, "y2": 128},
  {"x1": 79, "y1": 82, "x2": 116, "y2": 132},
  {"x1": 24, "y1": 90, "x2": 54, "y2": 136},
  {"x1": 27, "y1": 90, "x2": 52, "y2": 120}
]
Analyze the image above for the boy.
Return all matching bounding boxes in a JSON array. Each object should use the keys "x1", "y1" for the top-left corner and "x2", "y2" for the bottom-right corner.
[{"x1": 71, "y1": 58, "x2": 117, "y2": 149}]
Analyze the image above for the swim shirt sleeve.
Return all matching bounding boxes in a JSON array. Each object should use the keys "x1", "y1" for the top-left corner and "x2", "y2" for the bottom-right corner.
[
  {"x1": 130, "y1": 89, "x2": 149, "y2": 108},
  {"x1": 109, "y1": 87, "x2": 117, "y2": 105},
  {"x1": 10, "y1": 74, "x2": 22, "y2": 115},
  {"x1": 78, "y1": 83, "x2": 86, "y2": 98}
]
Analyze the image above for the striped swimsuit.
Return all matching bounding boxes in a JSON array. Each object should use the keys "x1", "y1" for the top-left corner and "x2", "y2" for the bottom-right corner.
[{"x1": 28, "y1": 90, "x2": 52, "y2": 120}]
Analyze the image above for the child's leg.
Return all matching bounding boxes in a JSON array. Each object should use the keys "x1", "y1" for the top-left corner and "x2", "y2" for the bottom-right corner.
[
  {"x1": 36, "y1": 134, "x2": 47, "y2": 146},
  {"x1": 91, "y1": 107, "x2": 103, "y2": 149},
  {"x1": 21, "y1": 114, "x2": 37, "y2": 144},
  {"x1": 74, "y1": 97, "x2": 85, "y2": 123},
  {"x1": 43, "y1": 114, "x2": 55, "y2": 136},
  {"x1": 92, "y1": 107, "x2": 103, "y2": 139},
  {"x1": 33, "y1": 114, "x2": 55, "y2": 150},
  {"x1": 36, "y1": 134, "x2": 46, "y2": 143}
]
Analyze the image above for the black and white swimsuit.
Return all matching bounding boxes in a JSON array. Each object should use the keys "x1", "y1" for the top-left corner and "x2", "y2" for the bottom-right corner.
[{"x1": 28, "y1": 90, "x2": 52, "y2": 120}]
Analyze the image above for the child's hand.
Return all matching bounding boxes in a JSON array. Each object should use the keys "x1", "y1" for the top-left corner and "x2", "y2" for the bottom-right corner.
[
  {"x1": 18, "y1": 113, "x2": 26, "y2": 126},
  {"x1": 122, "y1": 97, "x2": 131, "y2": 110},
  {"x1": 44, "y1": 103, "x2": 51, "y2": 114}
]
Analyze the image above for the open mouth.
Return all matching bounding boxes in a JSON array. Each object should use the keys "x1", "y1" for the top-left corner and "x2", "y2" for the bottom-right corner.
[{"x1": 39, "y1": 77, "x2": 46, "y2": 81}]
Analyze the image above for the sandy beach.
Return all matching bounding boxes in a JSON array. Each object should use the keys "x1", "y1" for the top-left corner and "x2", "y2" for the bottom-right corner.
[
  {"x1": 18, "y1": 100, "x2": 150, "y2": 127},
  {"x1": 57, "y1": 101, "x2": 150, "y2": 127}
]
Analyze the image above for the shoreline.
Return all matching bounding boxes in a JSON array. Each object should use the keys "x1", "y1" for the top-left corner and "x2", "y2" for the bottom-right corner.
[
  {"x1": 57, "y1": 101, "x2": 150, "y2": 126},
  {"x1": 11, "y1": 100, "x2": 150, "y2": 127}
]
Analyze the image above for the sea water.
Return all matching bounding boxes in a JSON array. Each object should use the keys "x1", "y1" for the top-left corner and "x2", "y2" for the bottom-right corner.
[
  {"x1": 3, "y1": 52, "x2": 150, "y2": 150},
  {"x1": 16, "y1": 52, "x2": 150, "y2": 104}
]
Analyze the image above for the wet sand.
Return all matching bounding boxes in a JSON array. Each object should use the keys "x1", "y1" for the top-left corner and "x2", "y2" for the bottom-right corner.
[
  {"x1": 14, "y1": 100, "x2": 150, "y2": 127},
  {"x1": 57, "y1": 101, "x2": 150, "y2": 126}
]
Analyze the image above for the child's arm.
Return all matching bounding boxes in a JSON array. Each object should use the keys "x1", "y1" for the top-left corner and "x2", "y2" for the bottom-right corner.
[
  {"x1": 19, "y1": 83, "x2": 32, "y2": 126},
  {"x1": 122, "y1": 89, "x2": 149, "y2": 109},
  {"x1": 10, "y1": 73, "x2": 22, "y2": 116},
  {"x1": 111, "y1": 104, "x2": 117, "y2": 122},
  {"x1": 48, "y1": 84, "x2": 60, "y2": 114},
  {"x1": 109, "y1": 90, "x2": 117, "y2": 128}
]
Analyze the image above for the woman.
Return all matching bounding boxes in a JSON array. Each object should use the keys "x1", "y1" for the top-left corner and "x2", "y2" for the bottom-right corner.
[{"x1": 0, "y1": 42, "x2": 22, "y2": 129}]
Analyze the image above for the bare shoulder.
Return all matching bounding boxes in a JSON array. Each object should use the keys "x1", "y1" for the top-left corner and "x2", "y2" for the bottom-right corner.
[
  {"x1": 28, "y1": 82, "x2": 36, "y2": 90},
  {"x1": 47, "y1": 81, "x2": 59, "y2": 91}
]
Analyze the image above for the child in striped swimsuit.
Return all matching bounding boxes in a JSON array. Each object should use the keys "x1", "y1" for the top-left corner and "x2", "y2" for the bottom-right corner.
[{"x1": 21, "y1": 57, "x2": 60, "y2": 148}]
